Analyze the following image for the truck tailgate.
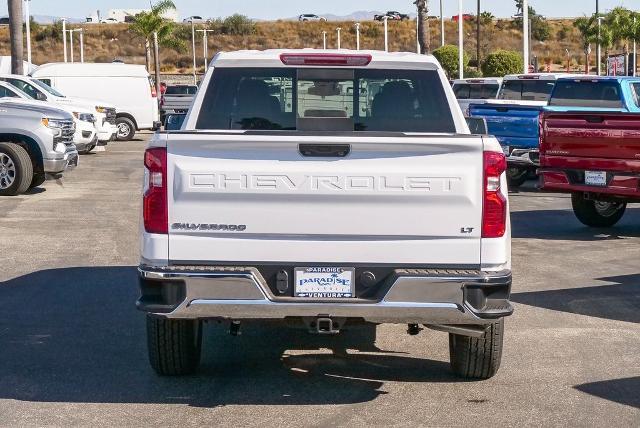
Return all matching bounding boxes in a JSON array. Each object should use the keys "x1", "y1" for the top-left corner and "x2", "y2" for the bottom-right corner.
[
  {"x1": 541, "y1": 112, "x2": 640, "y2": 160},
  {"x1": 470, "y1": 103, "x2": 543, "y2": 148},
  {"x1": 167, "y1": 133, "x2": 483, "y2": 266}
]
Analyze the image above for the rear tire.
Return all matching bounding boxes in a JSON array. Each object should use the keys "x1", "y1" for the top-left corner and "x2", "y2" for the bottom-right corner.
[
  {"x1": 449, "y1": 319, "x2": 504, "y2": 379},
  {"x1": 115, "y1": 117, "x2": 136, "y2": 141},
  {"x1": 0, "y1": 142, "x2": 33, "y2": 196},
  {"x1": 506, "y1": 167, "x2": 527, "y2": 188},
  {"x1": 571, "y1": 193, "x2": 626, "y2": 228},
  {"x1": 146, "y1": 316, "x2": 202, "y2": 376}
]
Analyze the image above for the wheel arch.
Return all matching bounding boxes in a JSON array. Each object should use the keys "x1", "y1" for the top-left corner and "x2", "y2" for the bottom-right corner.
[
  {"x1": 116, "y1": 112, "x2": 139, "y2": 131},
  {"x1": 0, "y1": 133, "x2": 43, "y2": 173}
]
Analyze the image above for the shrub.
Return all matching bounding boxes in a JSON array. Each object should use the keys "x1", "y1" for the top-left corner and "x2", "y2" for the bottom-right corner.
[
  {"x1": 433, "y1": 45, "x2": 469, "y2": 78},
  {"x1": 221, "y1": 14, "x2": 256, "y2": 35},
  {"x1": 481, "y1": 50, "x2": 524, "y2": 77}
]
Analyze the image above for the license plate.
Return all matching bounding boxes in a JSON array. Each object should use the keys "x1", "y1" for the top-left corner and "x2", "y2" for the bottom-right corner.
[
  {"x1": 502, "y1": 146, "x2": 510, "y2": 155},
  {"x1": 294, "y1": 267, "x2": 355, "y2": 298},
  {"x1": 585, "y1": 171, "x2": 607, "y2": 186}
]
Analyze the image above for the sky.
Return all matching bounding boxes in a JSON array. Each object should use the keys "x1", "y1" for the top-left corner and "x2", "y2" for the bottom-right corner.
[{"x1": 1, "y1": 0, "x2": 640, "y2": 21}]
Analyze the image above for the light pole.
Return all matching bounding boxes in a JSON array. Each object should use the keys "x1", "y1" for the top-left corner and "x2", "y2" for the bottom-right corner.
[
  {"x1": 458, "y1": 0, "x2": 463, "y2": 79},
  {"x1": 189, "y1": 18, "x2": 197, "y2": 85},
  {"x1": 68, "y1": 29, "x2": 74, "y2": 63},
  {"x1": 416, "y1": 12, "x2": 420, "y2": 53},
  {"x1": 79, "y1": 29, "x2": 84, "y2": 63},
  {"x1": 383, "y1": 16, "x2": 389, "y2": 52},
  {"x1": 62, "y1": 18, "x2": 67, "y2": 62},
  {"x1": 336, "y1": 27, "x2": 341, "y2": 49},
  {"x1": 322, "y1": 31, "x2": 327, "y2": 49},
  {"x1": 355, "y1": 23, "x2": 360, "y2": 50},
  {"x1": 440, "y1": 0, "x2": 445, "y2": 46},
  {"x1": 196, "y1": 29, "x2": 214, "y2": 72},
  {"x1": 596, "y1": 0, "x2": 601, "y2": 75},
  {"x1": 68, "y1": 29, "x2": 82, "y2": 63},
  {"x1": 24, "y1": 0, "x2": 31, "y2": 68},
  {"x1": 523, "y1": 0, "x2": 529, "y2": 74}
]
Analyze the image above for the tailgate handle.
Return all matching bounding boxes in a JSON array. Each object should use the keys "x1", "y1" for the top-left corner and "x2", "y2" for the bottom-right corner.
[
  {"x1": 299, "y1": 144, "x2": 350, "y2": 158},
  {"x1": 585, "y1": 116, "x2": 604, "y2": 123}
]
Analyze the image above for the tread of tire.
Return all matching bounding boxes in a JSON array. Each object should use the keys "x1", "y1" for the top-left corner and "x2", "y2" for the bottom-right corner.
[
  {"x1": 0, "y1": 142, "x2": 33, "y2": 196},
  {"x1": 571, "y1": 193, "x2": 626, "y2": 228},
  {"x1": 146, "y1": 316, "x2": 201, "y2": 376},
  {"x1": 449, "y1": 319, "x2": 503, "y2": 379}
]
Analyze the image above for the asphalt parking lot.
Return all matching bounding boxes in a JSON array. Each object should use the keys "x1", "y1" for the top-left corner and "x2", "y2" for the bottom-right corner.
[{"x1": 1, "y1": 134, "x2": 639, "y2": 426}]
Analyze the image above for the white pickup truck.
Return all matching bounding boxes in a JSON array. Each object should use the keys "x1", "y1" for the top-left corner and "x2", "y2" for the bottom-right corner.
[{"x1": 138, "y1": 50, "x2": 513, "y2": 379}]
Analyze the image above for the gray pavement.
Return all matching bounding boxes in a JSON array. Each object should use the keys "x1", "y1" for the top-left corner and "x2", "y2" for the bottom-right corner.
[{"x1": 0, "y1": 135, "x2": 639, "y2": 427}]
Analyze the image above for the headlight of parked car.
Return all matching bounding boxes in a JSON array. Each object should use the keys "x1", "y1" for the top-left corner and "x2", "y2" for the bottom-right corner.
[
  {"x1": 73, "y1": 112, "x2": 96, "y2": 122},
  {"x1": 41, "y1": 118, "x2": 66, "y2": 136},
  {"x1": 95, "y1": 106, "x2": 108, "y2": 113}
]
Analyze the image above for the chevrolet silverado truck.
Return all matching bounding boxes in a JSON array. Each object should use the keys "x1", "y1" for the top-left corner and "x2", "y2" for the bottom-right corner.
[
  {"x1": 470, "y1": 73, "x2": 577, "y2": 187},
  {"x1": 540, "y1": 76, "x2": 640, "y2": 227},
  {"x1": 0, "y1": 100, "x2": 77, "y2": 196},
  {"x1": 159, "y1": 84, "x2": 197, "y2": 124},
  {"x1": 452, "y1": 77, "x2": 502, "y2": 116},
  {"x1": 138, "y1": 50, "x2": 513, "y2": 379}
]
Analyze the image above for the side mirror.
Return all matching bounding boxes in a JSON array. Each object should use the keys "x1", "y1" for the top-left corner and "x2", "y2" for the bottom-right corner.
[
  {"x1": 164, "y1": 113, "x2": 186, "y2": 131},
  {"x1": 466, "y1": 117, "x2": 488, "y2": 135}
]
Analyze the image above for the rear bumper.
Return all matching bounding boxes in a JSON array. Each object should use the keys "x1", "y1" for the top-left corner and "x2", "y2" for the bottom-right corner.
[
  {"x1": 539, "y1": 167, "x2": 640, "y2": 200},
  {"x1": 507, "y1": 149, "x2": 539, "y2": 168},
  {"x1": 137, "y1": 265, "x2": 513, "y2": 324}
]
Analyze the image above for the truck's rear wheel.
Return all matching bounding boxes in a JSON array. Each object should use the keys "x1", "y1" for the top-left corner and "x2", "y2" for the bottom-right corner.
[
  {"x1": 449, "y1": 319, "x2": 504, "y2": 379},
  {"x1": 146, "y1": 316, "x2": 202, "y2": 376},
  {"x1": 571, "y1": 193, "x2": 626, "y2": 228},
  {"x1": 0, "y1": 142, "x2": 33, "y2": 196},
  {"x1": 506, "y1": 167, "x2": 527, "y2": 188}
]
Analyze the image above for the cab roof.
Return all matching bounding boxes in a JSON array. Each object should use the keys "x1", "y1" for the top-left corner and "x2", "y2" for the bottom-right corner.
[
  {"x1": 211, "y1": 49, "x2": 442, "y2": 70},
  {"x1": 503, "y1": 72, "x2": 582, "y2": 81}
]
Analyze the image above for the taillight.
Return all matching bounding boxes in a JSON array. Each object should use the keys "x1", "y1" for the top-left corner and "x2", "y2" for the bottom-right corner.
[
  {"x1": 482, "y1": 151, "x2": 507, "y2": 238},
  {"x1": 279, "y1": 53, "x2": 372, "y2": 66},
  {"x1": 143, "y1": 147, "x2": 167, "y2": 234}
]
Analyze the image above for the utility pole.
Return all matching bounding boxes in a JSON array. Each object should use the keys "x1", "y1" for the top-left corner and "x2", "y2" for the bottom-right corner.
[
  {"x1": 596, "y1": 0, "x2": 601, "y2": 75},
  {"x1": 383, "y1": 16, "x2": 389, "y2": 52},
  {"x1": 523, "y1": 0, "x2": 529, "y2": 74},
  {"x1": 355, "y1": 23, "x2": 360, "y2": 50},
  {"x1": 458, "y1": 0, "x2": 463, "y2": 79},
  {"x1": 79, "y1": 29, "x2": 84, "y2": 63},
  {"x1": 440, "y1": 0, "x2": 445, "y2": 46},
  {"x1": 416, "y1": 14, "x2": 420, "y2": 53},
  {"x1": 62, "y1": 18, "x2": 67, "y2": 62},
  {"x1": 476, "y1": 0, "x2": 481, "y2": 71},
  {"x1": 153, "y1": 32, "x2": 161, "y2": 106},
  {"x1": 336, "y1": 27, "x2": 341, "y2": 49},
  {"x1": 69, "y1": 29, "x2": 74, "y2": 63},
  {"x1": 8, "y1": 0, "x2": 24, "y2": 75},
  {"x1": 322, "y1": 31, "x2": 327, "y2": 49},
  {"x1": 196, "y1": 29, "x2": 214, "y2": 72},
  {"x1": 24, "y1": 0, "x2": 31, "y2": 68}
]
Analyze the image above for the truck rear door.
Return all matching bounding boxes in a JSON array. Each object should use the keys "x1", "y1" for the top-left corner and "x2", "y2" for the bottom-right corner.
[{"x1": 165, "y1": 61, "x2": 486, "y2": 266}]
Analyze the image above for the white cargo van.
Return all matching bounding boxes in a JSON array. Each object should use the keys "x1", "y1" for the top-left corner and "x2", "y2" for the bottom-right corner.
[{"x1": 31, "y1": 63, "x2": 160, "y2": 141}]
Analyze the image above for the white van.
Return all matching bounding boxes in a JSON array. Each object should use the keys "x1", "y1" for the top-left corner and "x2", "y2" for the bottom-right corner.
[{"x1": 31, "y1": 63, "x2": 160, "y2": 140}]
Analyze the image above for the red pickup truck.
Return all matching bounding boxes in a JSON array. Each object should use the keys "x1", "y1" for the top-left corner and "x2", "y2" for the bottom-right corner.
[{"x1": 539, "y1": 111, "x2": 640, "y2": 227}]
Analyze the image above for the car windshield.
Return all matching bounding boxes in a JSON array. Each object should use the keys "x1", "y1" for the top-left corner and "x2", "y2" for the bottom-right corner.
[
  {"x1": 31, "y1": 78, "x2": 66, "y2": 98},
  {"x1": 196, "y1": 67, "x2": 455, "y2": 133},
  {"x1": 548, "y1": 80, "x2": 623, "y2": 108},
  {"x1": 453, "y1": 83, "x2": 500, "y2": 99},
  {"x1": 165, "y1": 85, "x2": 198, "y2": 95},
  {"x1": 499, "y1": 79, "x2": 555, "y2": 101}
]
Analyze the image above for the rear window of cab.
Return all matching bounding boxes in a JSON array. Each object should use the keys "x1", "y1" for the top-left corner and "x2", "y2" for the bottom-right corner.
[
  {"x1": 549, "y1": 80, "x2": 623, "y2": 109},
  {"x1": 195, "y1": 68, "x2": 456, "y2": 133}
]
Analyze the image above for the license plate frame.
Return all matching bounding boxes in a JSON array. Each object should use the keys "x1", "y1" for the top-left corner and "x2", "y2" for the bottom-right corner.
[
  {"x1": 585, "y1": 171, "x2": 607, "y2": 187},
  {"x1": 294, "y1": 267, "x2": 355, "y2": 299}
]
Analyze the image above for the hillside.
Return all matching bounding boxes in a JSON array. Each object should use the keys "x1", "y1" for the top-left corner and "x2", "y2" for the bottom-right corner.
[{"x1": 0, "y1": 19, "x2": 600, "y2": 75}]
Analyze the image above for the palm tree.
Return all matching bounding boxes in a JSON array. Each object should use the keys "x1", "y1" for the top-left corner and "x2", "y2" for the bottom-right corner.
[
  {"x1": 414, "y1": 0, "x2": 429, "y2": 54},
  {"x1": 129, "y1": 0, "x2": 181, "y2": 71},
  {"x1": 574, "y1": 16, "x2": 598, "y2": 73},
  {"x1": 605, "y1": 7, "x2": 638, "y2": 72},
  {"x1": 8, "y1": 0, "x2": 23, "y2": 75}
]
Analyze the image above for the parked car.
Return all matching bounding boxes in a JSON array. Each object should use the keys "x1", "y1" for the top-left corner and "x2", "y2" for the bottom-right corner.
[
  {"x1": 452, "y1": 77, "x2": 502, "y2": 116},
  {"x1": 137, "y1": 49, "x2": 513, "y2": 379},
  {"x1": 100, "y1": 18, "x2": 119, "y2": 24},
  {"x1": 298, "y1": 14, "x2": 326, "y2": 22},
  {"x1": 374, "y1": 11, "x2": 410, "y2": 21},
  {"x1": 0, "y1": 74, "x2": 117, "y2": 145},
  {"x1": 160, "y1": 84, "x2": 197, "y2": 124},
  {"x1": 539, "y1": 76, "x2": 640, "y2": 227},
  {"x1": 0, "y1": 81, "x2": 98, "y2": 154},
  {"x1": 0, "y1": 100, "x2": 77, "y2": 196},
  {"x1": 469, "y1": 73, "x2": 577, "y2": 187},
  {"x1": 31, "y1": 63, "x2": 161, "y2": 141},
  {"x1": 183, "y1": 16, "x2": 203, "y2": 23}
]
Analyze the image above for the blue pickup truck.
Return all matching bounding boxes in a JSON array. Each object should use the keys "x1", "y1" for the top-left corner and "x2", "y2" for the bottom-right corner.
[{"x1": 469, "y1": 73, "x2": 572, "y2": 187}]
